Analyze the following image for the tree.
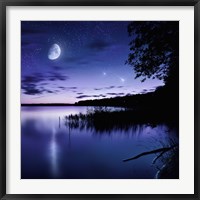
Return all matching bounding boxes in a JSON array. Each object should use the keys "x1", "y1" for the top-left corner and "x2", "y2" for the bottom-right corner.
[{"x1": 126, "y1": 21, "x2": 179, "y2": 88}]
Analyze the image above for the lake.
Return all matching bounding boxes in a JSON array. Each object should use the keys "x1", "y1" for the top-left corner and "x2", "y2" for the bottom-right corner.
[{"x1": 21, "y1": 106, "x2": 178, "y2": 179}]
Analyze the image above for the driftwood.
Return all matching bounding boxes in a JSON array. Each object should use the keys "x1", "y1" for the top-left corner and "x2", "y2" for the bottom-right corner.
[{"x1": 123, "y1": 145, "x2": 177, "y2": 162}]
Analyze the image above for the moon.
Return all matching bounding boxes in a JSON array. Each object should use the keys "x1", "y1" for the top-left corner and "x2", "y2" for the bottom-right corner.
[{"x1": 48, "y1": 44, "x2": 61, "y2": 60}]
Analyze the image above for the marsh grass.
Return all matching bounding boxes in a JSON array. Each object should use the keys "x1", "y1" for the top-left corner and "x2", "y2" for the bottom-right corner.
[{"x1": 65, "y1": 106, "x2": 177, "y2": 133}]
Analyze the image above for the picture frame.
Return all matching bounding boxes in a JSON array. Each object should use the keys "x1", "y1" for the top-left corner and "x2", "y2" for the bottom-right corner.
[{"x1": 0, "y1": 0, "x2": 199, "y2": 199}]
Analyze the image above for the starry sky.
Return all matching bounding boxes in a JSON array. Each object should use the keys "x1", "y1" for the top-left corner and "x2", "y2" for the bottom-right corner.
[{"x1": 21, "y1": 21, "x2": 164, "y2": 104}]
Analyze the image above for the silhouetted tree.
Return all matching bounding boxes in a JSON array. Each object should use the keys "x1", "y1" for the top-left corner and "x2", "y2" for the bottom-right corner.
[{"x1": 126, "y1": 21, "x2": 179, "y2": 88}]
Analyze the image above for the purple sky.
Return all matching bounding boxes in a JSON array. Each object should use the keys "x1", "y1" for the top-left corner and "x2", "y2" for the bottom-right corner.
[{"x1": 21, "y1": 21, "x2": 163, "y2": 104}]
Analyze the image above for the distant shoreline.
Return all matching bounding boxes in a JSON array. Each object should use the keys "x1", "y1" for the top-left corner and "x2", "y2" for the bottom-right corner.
[
  {"x1": 21, "y1": 104, "x2": 75, "y2": 106},
  {"x1": 21, "y1": 104, "x2": 124, "y2": 107}
]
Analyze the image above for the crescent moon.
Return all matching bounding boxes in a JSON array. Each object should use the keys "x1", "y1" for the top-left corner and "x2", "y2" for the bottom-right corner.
[{"x1": 48, "y1": 44, "x2": 61, "y2": 60}]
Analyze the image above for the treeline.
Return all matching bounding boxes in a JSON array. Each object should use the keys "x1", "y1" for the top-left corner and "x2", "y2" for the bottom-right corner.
[{"x1": 75, "y1": 86, "x2": 178, "y2": 115}]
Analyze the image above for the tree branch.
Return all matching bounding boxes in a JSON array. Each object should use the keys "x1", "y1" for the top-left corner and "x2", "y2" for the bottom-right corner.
[{"x1": 123, "y1": 145, "x2": 177, "y2": 162}]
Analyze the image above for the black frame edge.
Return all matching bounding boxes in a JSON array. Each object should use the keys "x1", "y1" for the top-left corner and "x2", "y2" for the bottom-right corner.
[
  {"x1": 1, "y1": 0, "x2": 199, "y2": 200},
  {"x1": 0, "y1": 1, "x2": 6, "y2": 200},
  {"x1": 1, "y1": 194, "x2": 200, "y2": 200},
  {"x1": 0, "y1": 0, "x2": 198, "y2": 6},
  {"x1": 194, "y1": 0, "x2": 200, "y2": 199}
]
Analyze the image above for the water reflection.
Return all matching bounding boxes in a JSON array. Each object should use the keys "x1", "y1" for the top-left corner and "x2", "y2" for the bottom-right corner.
[
  {"x1": 21, "y1": 106, "x2": 178, "y2": 179},
  {"x1": 67, "y1": 126, "x2": 71, "y2": 149},
  {"x1": 49, "y1": 127, "x2": 59, "y2": 177}
]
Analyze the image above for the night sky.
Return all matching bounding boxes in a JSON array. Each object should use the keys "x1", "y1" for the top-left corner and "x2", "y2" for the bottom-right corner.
[{"x1": 21, "y1": 21, "x2": 163, "y2": 104}]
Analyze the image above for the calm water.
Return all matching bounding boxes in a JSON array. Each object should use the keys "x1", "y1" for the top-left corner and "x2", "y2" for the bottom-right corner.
[{"x1": 21, "y1": 106, "x2": 178, "y2": 179}]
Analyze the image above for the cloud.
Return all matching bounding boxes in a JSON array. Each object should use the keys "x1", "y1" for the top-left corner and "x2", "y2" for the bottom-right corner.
[
  {"x1": 149, "y1": 88, "x2": 156, "y2": 92},
  {"x1": 47, "y1": 90, "x2": 54, "y2": 93},
  {"x1": 21, "y1": 74, "x2": 45, "y2": 95},
  {"x1": 87, "y1": 39, "x2": 111, "y2": 51},
  {"x1": 22, "y1": 72, "x2": 69, "y2": 84},
  {"x1": 22, "y1": 72, "x2": 69, "y2": 96},
  {"x1": 105, "y1": 86, "x2": 115, "y2": 89},
  {"x1": 56, "y1": 86, "x2": 78, "y2": 94},
  {"x1": 22, "y1": 83, "x2": 55, "y2": 95},
  {"x1": 41, "y1": 83, "x2": 49, "y2": 86},
  {"x1": 76, "y1": 94, "x2": 107, "y2": 99},
  {"x1": 22, "y1": 74, "x2": 45, "y2": 84},
  {"x1": 22, "y1": 84, "x2": 44, "y2": 95},
  {"x1": 47, "y1": 72, "x2": 69, "y2": 81},
  {"x1": 117, "y1": 86, "x2": 124, "y2": 88},
  {"x1": 94, "y1": 88, "x2": 103, "y2": 91},
  {"x1": 140, "y1": 90, "x2": 148, "y2": 94},
  {"x1": 92, "y1": 94, "x2": 106, "y2": 98},
  {"x1": 106, "y1": 92, "x2": 125, "y2": 96},
  {"x1": 58, "y1": 86, "x2": 77, "y2": 90},
  {"x1": 76, "y1": 95, "x2": 91, "y2": 99},
  {"x1": 67, "y1": 87, "x2": 77, "y2": 89},
  {"x1": 58, "y1": 86, "x2": 66, "y2": 90},
  {"x1": 94, "y1": 85, "x2": 124, "y2": 91},
  {"x1": 140, "y1": 88, "x2": 156, "y2": 94}
]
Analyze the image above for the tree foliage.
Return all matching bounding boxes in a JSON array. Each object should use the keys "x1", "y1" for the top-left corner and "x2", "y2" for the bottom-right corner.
[{"x1": 126, "y1": 21, "x2": 179, "y2": 86}]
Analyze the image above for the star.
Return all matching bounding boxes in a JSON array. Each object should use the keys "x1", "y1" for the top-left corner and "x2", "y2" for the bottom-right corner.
[{"x1": 120, "y1": 77, "x2": 125, "y2": 83}]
